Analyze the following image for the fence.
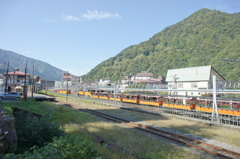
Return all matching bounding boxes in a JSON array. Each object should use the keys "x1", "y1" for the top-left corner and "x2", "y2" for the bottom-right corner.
[{"x1": 0, "y1": 105, "x2": 17, "y2": 153}]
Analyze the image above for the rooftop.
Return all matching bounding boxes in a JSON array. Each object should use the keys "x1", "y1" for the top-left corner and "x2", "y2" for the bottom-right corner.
[
  {"x1": 136, "y1": 71, "x2": 153, "y2": 77},
  {"x1": 166, "y1": 65, "x2": 224, "y2": 82},
  {"x1": 4, "y1": 71, "x2": 30, "y2": 76}
]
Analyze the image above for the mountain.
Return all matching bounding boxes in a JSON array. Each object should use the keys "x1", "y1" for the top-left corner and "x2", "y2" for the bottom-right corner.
[
  {"x1": 0, "y1": 49, "x2": 65, "y2": 80},
  {"x1": 83, "y1": 9, "x2": 240, "y2": 82}
]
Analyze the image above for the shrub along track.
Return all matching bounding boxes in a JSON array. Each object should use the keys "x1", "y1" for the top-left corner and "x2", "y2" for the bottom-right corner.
[{"x1": 58, "y1": 101, "x2": 240, "y2": 159}]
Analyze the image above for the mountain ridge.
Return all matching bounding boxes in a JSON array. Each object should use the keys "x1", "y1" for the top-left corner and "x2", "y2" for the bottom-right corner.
[
  {"x1": 83, "y1": 9, "x2": 240, "y2": 81},
  {"x1": 0, "y1": 49, "x2": 65, "y2": 81}
]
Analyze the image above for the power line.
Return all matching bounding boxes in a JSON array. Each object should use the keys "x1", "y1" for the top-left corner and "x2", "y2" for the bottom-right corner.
[{"x1": 220, "y1": 58, "x2": 240, "y2": 63}]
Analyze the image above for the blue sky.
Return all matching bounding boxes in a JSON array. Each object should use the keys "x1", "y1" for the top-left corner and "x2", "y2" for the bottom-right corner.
[{"x1": 0, "y1": 0, "x2": 239, "y2": 76}]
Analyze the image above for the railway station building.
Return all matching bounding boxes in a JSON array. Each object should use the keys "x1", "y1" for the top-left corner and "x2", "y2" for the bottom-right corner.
[{"x1": 166, "y1": 65, "x2": 225, "y2": 96}]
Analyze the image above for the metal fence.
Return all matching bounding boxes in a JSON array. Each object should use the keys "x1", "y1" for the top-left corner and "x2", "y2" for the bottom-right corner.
[{"x1": 78, "y1": 95, "x2": 240, "y2": 128}]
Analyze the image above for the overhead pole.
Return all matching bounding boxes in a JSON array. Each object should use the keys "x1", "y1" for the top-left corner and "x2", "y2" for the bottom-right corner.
[
  {"x1": 4, "y1": 61, "x2": 9, "y2": 93},
  {"x1": 211, "y1": 75, "x2": 219, "y2": 123},
  {"x1": 114, "y1": 81, "x2": 116, "y2": 103},
  {"x1": 31, "y1": 61, "x2": 34, "y2": 98},
  {"x1": 66, "y1": 71, "x2": 68, "y2": 102},
  {"x1": 24, "y1": 63, "x2": 28, "y2": 101}
]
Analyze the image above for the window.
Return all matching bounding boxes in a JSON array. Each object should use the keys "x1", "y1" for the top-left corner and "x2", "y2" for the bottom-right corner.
[
  {"x1": 178, "y1": 83, "x2": 183, "y2": 88},
  {"x1": 191, "y1": 82, "x2": 198, "y2": 88}
]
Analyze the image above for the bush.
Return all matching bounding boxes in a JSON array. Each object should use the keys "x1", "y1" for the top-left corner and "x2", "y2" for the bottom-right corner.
[
  {"x1": 14, "y1": 111, "x2": 64, "y2": 152},
  {"x1": 6, "y1": 134, "x2": 101, "y2": 159}
]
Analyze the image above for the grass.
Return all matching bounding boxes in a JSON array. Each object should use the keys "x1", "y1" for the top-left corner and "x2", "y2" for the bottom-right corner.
[
  {"x1": 53, "y1": 93, "x2": 240, "y2": 147},
  {"x1": 51, "y1": 93, "x2": 240, "y2": 148},
  {"x1": 0, "y1": 96, "x2": 204, "y2": 158},
  {"x1": 85, "y1": 103, "x2": 240, "y2": 147}
]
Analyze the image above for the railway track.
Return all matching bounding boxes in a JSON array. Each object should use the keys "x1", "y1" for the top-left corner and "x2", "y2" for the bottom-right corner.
[{"x1": 77, "y1": 107, "x2": 240, "y2": 159}]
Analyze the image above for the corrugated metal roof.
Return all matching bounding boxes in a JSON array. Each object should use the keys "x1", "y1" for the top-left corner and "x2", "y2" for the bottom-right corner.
[
  {"x1": 136, "y1": 71, "x2": 153, "y2": 77},
  {"x1": 166, "y1": 65, "x2": 212, "y2": 82}
]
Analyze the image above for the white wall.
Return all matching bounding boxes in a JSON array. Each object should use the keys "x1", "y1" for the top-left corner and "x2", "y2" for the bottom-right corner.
[{"x1": 168, "y1": 81, "x2": 209, "y2": 96}]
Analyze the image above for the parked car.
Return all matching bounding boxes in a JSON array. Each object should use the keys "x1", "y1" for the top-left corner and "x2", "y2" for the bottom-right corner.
[{"x1": 0, "y1": 92, "x2": 21, "y2": 100}]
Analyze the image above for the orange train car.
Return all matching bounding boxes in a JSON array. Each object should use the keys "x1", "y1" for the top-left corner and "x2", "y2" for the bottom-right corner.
[
  {"x1": 109, "y1": 94, "x2": 122, "y2": 101},
  {"x1": 58, "y1": 90, "x2": 71, "y2": 94},
  {"x1": 139, "y1": 96, "x2": 162, "y2": 106},
  {"x1": 99, "y1": 93, "x2": 109, "y2": 100},
  {"x1": 122, "y1": 94, "x2": 139, "y2": 104},
  {"x1": 75, "y1": 91, "x2": 240, "y2": 117},
  {"x1": 78, "y1": 91, "x2": 85, "y2": 96},
  {"x1": 91, "y1": 92, "x2": 99, "y2": 98}
]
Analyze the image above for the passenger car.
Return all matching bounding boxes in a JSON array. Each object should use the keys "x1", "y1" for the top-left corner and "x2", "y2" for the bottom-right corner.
[{"x1": 0, "y1": 92, "x2": 21, "y2": 100}]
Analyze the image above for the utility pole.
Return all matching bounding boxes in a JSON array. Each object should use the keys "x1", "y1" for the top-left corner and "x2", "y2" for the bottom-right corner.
[
  {"x1": 4, "y1": 61, "x2": 9, "y2": 93},
  {"x1": 114, "y1": 81, "x2": 116, "y2": 103},
  {"x1": 211, "y1": 75, "x2": 219, "y2": 123},
  {"x1": 24, "y1": 64, "x2": 28, "y2": 101},
  {"x1": 31, "y1": 61, "x2": 34, "y2": 98},
  {"x1": 66, "y1": 71, "x2": 68, "y2": 102}
]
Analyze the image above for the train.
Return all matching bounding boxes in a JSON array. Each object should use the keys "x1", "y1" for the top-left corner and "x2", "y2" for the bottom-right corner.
[{"x1": 53, "y1": 90, "x2": 240, "y2": 117}]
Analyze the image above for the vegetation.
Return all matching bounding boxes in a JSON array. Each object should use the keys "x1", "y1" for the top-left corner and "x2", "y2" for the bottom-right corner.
[
  {"x1": 1, "y1": 98, "x2": 202, "y2": 159},
  {"x1": 51, "y1": 92, "x2": 240, "y2": 147},
  {"x1": 6, "y1": 134, "x2": 100, "y2": 159},
  {"x1": 0, "y1": 49, "x2": 65, "y2": 80},
  {"x1": 83, "y1": 9, "x2": 240, "y2": 81},
  {"x1": 14, "y1": 111, "x2": 64, "y2": 153}
]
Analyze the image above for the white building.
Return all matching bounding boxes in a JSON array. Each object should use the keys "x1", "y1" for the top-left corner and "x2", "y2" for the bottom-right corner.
[
  {"x1": 0, "y1": 74, "x2": 3, "y2": 92},
  {"x1": 135, "y1": 71, "x2": 153, "y2": 80},
  {"x1": 166, "y1": 65, "x2": 225, "y2": 96},
  {"x1": 98, "y1": 79, "x2": 111, "y2": 86}
]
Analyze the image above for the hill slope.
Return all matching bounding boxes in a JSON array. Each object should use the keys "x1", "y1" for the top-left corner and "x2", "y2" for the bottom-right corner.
[
  {"x1": 83, "y1": 9, "x2": 240, "y2": 81},
  {"x1": 0, "y1": 49, "x2": 65, "y2": 80}
]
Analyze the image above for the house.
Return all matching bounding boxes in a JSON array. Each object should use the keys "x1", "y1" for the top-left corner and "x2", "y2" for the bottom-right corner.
[
  {"x1": 71, "y1": 76, "x2": 82, "y2": 86},
  {"x1": 0, "y1": 74, "x2": 4, "y2": 92},
  {"x1": 121, "y1": 74, "x2": 133, "y2": 84},
  {"x1": 166, "y1": 65, "x2": 225, "y2": 96},
  {"x1": 135, "y1": 71, "x2": 153, "y2": 80},
  {"x1": 99, "y1": 79, "x2": 111, "y2": 86},
  {"x1": 132, "y1": 71, "x2": 165, "y2": 85},
  {"x1": 3, "y1": 69, "x2": 31, "y2": 92}
]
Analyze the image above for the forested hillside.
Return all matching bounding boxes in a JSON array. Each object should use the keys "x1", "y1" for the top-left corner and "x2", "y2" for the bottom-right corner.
[
  {"x1": 83, "y1": 9, "x2": 240, "y2": 81},
  {"x1": 0, "y1": 49, "x2": 65, "y2": 80}
]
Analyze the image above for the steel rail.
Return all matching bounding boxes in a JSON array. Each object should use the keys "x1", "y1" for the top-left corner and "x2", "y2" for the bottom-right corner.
[{"x1": 78, "y1": 107, "x2": 240, "y2": 159}]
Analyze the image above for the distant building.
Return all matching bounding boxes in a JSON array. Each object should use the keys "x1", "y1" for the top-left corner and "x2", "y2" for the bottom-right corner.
[
  {"x1": 166, "y1": 65, "x2": 225, "y2": 96},
  {"x1": 121, "y1": 74, "x2": 133, "y2": 84},
  {"x1": 132, "y1": 71, "x2": 165, "y2": 85},
  {"x1": 3, "y1": 69, "x2": 31, "y2": 92},
  {"x1": 40, "y1": 80, "x2": 55, "y2": 90},
  {"x1": 0, "y1": 74, "x2": 4, "y2": 92},
  {"x1": 71, "y1": 76, "x2": 82, "y2": 86},
  {"x1": 55, "y1": 81, "x2": 62, "y2": 89},
  {"x1": 62, "y1": 72, "x2": 72, "y2": 87},
  {"x1": 135, "y1": 71, "x2": 153, "y2": 80},
  {"x1": 99, "y1": 79, "x2": 111, "y2": 86}
]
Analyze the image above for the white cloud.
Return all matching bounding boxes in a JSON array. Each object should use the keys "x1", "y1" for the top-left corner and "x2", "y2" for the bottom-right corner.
[
  {"x1": 60, "y1": 10, "x2": 121, "y2": 22},
  {"x1": 61, "y1": 13, "x2": 80, "y2": 21},
  {"x1": 82, "y1": 10, "x2": 121, "y2": 20}
]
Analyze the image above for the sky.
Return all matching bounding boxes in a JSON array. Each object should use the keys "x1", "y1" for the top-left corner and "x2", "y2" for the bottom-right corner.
[{"x1": 0, "y1": 0, "x2": 239, "y2": 76}]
